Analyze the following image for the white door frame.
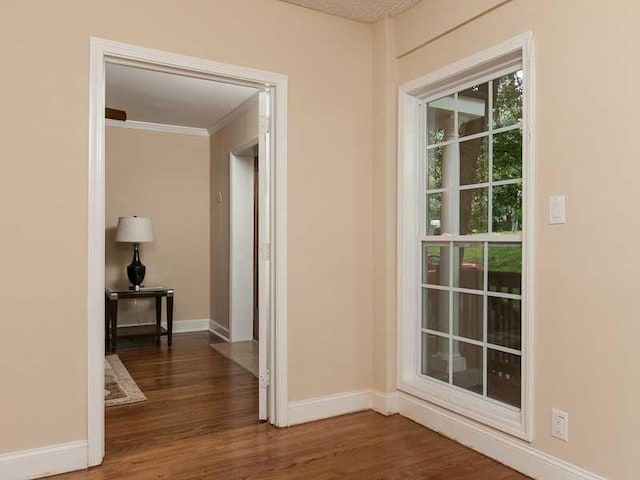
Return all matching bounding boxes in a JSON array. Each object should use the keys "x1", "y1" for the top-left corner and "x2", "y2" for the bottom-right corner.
[
  {"x1": 229, "y1": 138, "x2": 259, "y2": 343},
  {"x1": 88, "y1": 38, "x2": 289, "y2": 466}
]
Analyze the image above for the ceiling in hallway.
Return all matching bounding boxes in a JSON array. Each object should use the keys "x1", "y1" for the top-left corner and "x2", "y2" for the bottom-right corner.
[
  {"x1": 106, "y1": 63, "x2": 257, "y2": 130},
  {"x1": 280, "y1": 0, "x2": 421, "y2": 23}
]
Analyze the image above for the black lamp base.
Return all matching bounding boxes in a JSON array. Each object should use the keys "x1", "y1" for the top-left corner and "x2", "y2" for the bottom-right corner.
[{"x1": 127, "y1": 243, "x2": 146, "y2": 288}]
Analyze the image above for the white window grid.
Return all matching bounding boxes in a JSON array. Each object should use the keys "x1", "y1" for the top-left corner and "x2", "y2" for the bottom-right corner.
[{"x1": 419, "y1": 70, "x2": 524, "y2": 408}]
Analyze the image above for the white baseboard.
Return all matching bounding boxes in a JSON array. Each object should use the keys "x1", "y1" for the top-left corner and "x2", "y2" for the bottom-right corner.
[
  {"x1": 0, "y1": 440, "x2": 87, "y2": 480},
  {"x1": 397, "y1": 392, "x2": 605, "y2": 480},
  {"x1": 208, "y1": 319, "x2": 230, "y2": 342},
  {"x1": 118, "y1": 318, "x2": 210, "y2": 334},
  {"x1": 371, "y1": 389, "x2": 399, "y2": 416},
  {"x1": 288, "y1": 389, "x2": 372, "y2": 426},
  {"x1": 165, "y1": 318, "x2": 210, "y2": 333}
]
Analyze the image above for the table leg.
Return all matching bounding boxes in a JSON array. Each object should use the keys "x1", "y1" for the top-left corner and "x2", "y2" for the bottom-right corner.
[
  {"x1": 167, "y1": 295, "x2": 174, "y2": 347},
  {"x1": 110, "y1": 299, "x2": 118, "y2": 352},
  {"x1": 105, "y1": 297, "x2": 110, "y2": 353},
  {"x1": 155, "y1": 296, "x2": 162, "y2": 345}
]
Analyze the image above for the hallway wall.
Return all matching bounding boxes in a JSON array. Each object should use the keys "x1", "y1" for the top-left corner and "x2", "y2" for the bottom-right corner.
[{"x1": 105, "y1": 126, "x2": 210, "y2": 326}]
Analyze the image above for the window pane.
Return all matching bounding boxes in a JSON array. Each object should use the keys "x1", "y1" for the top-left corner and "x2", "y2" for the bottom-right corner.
[
  {"x1": 422, "y1": 332, "x2": 449, "y2": 382},
  {"x1": 427, "y1": 148, "x2": 443, "y2": 190},
  {"x1": 492, "y1": 183, "x2": 522, "y2": 233},
  {"x1": 422, "y1": 288, "x2": 449, "y2": 332},
  {"x1": 452, "y1": 341, "x2": 483, "y2": 394},
  {"x1": 460, "y1": 137, "x2": 488, "y2": 186},
  {"x1": 453, "y1": 243, "x2": 484, "y2": 291},
  {"x1": 422, "y1": 244, "x2": 449, "y2": 285},
  {"x1": 488, "y1": 297, "x2": 521, "y2": 350},
  {"x1": 487, "y1": 349, "x2": 521, "y2": 408},
  {"x1": 460, "y1": 188, "x2": 488, "y2": 235},
  {"x1": 492, "y1": 71, "x2": 523, "y2": 129},
  {"x1": 493, "y1": 129, "x2": 522, "y2": 181},
  {"x1": 426, "y1": 192, "x2": 442, "y2": 235},
  {"x1": 427, "y1": 94, "x2": 455, "y2": 145},
  {"x1": 488, "y1": 244, "x2": 522, "y2": 294},
  {"x1": 453, "y1": 292, "x2": 483, "y2": 341},
  {"x1": 458, "y1": 83, "x2": 489, "y2": 137}
]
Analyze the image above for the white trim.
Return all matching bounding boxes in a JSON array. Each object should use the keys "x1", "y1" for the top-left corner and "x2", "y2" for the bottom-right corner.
[
  {"x1": 272, "y1": 60, "x2": 289, "y2": 429},
  {"x1": 288, "y1": 390, "x2": 372, "y2": 426},
  {"x1": 228, "y1": 138, "x2": 260, "y2": 344},
  {"x1": 371, "y1": 390, "x2": 399, "y2": 416},
  {"x1": 397, "y1": 32, "x2": 534, "y2": 441},
  {"x1": 116, "y1": 318, "x2": 210, "y2": 333},
  {"x1": 106, "y1": 118, "x2": 209, "y2": 136},
  {"x1": 0, "y1": 441, "x2": 88, "y2": 480},
  {"x1": 89, "y1": 37, "x2": 289, "y2": 468},
  {"x1": 401, "y1": 34, "x2": 529, "y2": 95},
  {"x1": 166, "y1": 318, "x2": 209, "y2": 333},
  {"x1": 208, "y1": 92, "x2": 260, "y2": 136},
  {"x1": 398, "y1": 393, "x2": 606, "y2": 480},
  {"x1": 87, "y1": 38, "x2": 107, "y2": 467},
  {"x1": 209, "y1": 319, "x2": 231, "y2": 342}
]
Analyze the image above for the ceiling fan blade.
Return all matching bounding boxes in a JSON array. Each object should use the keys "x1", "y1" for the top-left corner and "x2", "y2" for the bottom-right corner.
[{"x1": 105, "y1": 108, "x2": 127, "y2": 121}]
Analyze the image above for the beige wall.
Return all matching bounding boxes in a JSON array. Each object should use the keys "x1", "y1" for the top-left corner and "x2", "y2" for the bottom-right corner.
[
  {"x1": 210, "y1": 99, "x2": 259, "y2": 333},
  {"x1": 105, "y1": 126, "x2": 210, "y2": 326},
  {"x1": 0, "y1": 0, "x2": 373, "y2": 454},
  {"x1": 373, "y1": 1, "x2": 640, "y2": 478},
  {"x1": 372, "y1": 18, "x2": 398, "y2": 394}
]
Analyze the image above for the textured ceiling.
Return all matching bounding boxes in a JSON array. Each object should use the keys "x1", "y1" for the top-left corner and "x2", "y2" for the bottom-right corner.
[{"x1": 280, "y1": 0, "x2": 421, "y2": 23}]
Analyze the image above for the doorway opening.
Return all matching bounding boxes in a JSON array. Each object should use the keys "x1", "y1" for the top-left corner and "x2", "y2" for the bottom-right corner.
[{"x1": 88, "y1": 38, "x2": 288, "y2": 466}]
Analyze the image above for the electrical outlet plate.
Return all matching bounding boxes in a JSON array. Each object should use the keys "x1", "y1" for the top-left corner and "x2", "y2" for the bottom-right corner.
[{"x1": 551, "y1": 408, "x2": 569, "y2": 441}]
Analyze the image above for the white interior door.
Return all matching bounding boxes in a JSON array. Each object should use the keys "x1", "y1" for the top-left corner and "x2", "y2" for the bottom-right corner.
[{"x1": 257, "y1": 90, "x2": 271, "y2": 421}]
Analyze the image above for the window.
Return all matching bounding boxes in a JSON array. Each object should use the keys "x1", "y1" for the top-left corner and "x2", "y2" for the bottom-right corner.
[{"x1": 398, "y1": 35, "x2": 532, "y2": 440}]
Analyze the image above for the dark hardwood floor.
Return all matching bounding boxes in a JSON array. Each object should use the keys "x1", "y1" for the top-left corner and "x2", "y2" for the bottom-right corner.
[{"x1": 52, "y1": 332, "x2": 529, "y2": 479}]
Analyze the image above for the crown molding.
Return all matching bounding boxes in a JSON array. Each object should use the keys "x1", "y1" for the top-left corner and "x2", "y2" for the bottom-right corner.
[
  {"x1": 208, "y1": 92, "x2": 260, "y2": 136},
  {"x1": 105, "y1": 119, "x2": 210, "y2": 136}
]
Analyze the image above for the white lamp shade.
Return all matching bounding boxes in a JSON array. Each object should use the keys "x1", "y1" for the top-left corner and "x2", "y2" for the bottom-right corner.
[{"x1": 115, "y1": 216, "x2": 154, "y2": 243}]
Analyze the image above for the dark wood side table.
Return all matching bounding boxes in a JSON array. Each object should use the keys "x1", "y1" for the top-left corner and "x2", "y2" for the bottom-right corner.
[{"x1": 105, "y1": 286, "x2": 174, "y2": 353}]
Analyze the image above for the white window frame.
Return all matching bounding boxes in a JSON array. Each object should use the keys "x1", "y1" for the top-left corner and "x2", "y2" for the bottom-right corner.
[{"x1": 397, "y1": 33, "x2": 535, "y2": 441}]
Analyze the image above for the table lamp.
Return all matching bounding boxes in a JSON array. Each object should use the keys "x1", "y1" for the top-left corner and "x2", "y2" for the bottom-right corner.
[{"x1": 115, "y1": 216, "x2": 154, "y2": 290}]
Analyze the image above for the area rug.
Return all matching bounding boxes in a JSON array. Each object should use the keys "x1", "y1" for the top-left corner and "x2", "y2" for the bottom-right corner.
[
  {"x1": 210, "y1": 341, "x2": 259, "y2": 378},
  {"x1": 105, "y1": 355, "x2": 147, "y2": 407}
]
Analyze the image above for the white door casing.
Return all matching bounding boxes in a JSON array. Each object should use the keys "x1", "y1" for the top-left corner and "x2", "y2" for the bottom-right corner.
[
  {"x1": 257, "y1": 90, "x2": 271, "y2": 421},
  {"x1": 88, "y1": 38, "x2": 289, "y2": 466}
]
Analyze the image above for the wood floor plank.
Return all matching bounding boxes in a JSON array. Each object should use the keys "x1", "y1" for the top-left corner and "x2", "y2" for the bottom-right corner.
[{"x1": 51, "y1": 332, "x2": 529, "y2": 479}]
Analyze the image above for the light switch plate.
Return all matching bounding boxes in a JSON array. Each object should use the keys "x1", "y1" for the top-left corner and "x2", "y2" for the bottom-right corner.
[{"x1": 549, "y1": 195, "x2": 566, "y2": 224}]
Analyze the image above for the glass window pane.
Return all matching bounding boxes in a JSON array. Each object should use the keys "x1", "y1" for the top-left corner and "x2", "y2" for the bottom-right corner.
[
  {"x1": 492, "y1": 183, "x2": 522, "y2": 233},
  {"x1": 488, "y1": 297, "x2": 521, "y2": 350},
  {"x1": 460, "y1": 187, "x2": 488, "y2": 235},
  {"x1": 487, "y1": 349, "x2": 521, "y2": 408},
  {"x1": 453, "y1": 243, "x2": 484, "y2": 291},
  {"x1": 426, "y1": 192, "x2": 442, "y2": 235},
  {"x1": 427, "y1": 148, "x2": 443, "y2": 190},
  {"x1": 460, "y1": 137, "x2": 488, "y2": 186},
  {"x1": 493, "y1": 129, "x2": 522, "y2": 181},
  {"x1": 458, "y1": 83, "x2": 489, "y2": 137},
  {"x1": 453, "y1": 292, "x2": 483, "y2": 341},
  {"x1": 422, "y1": 288, "x2": 449, "y2": 332},
  {"x1": 427, "y1": 94, "x2": 455, "y2": 145},
  {"x1": 422, "y1": 332, "x2": 449, "y2": 382},
  {"x1": 492, "y1": 70, "x2": 523, "y2": 129},
  {"x1": 422, "y1": 244, "x2": 449, "y2": 285},
  {"x1": 488, "y1": 244, "x2": 522, "y2": 294},
  {"x1": 452, "y1": 341, "x2": 483, "y2": 394}
]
